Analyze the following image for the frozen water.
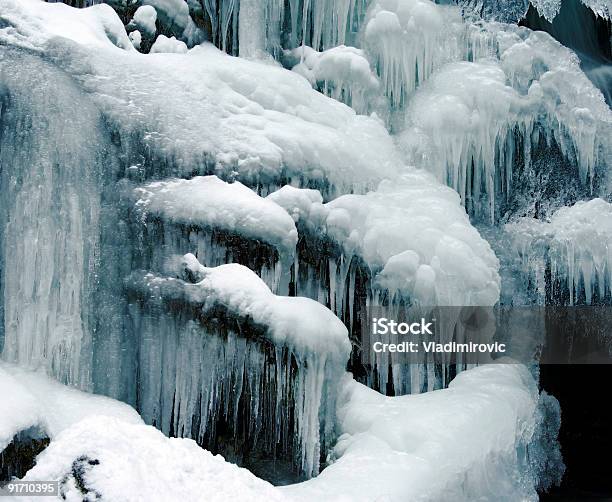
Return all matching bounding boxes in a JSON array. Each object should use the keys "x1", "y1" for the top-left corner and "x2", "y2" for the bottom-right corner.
[
  {"x1": 286, "y1": 45, "x2": 383, "y2": 115},
  {"x1": 125, "y1": 255, "x2": 350, "y2": 478},
  {"x1": 283, "y1": 364, "x2": 545, "y2": 501},
  {"x1": 505, "y1": 198, "x2": 612, "y2": 305},
  {"x1": 150, "y1": 34, "x2": 189, "y2": 53},
  {"x1": 131, "y1": 5, "x2": 157, "y2": 36}
]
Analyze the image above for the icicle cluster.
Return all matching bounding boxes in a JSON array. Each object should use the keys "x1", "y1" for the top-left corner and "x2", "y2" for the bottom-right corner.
[
  {"x1": 268, "y1": 174, "x2": 500, "y2": 393},
  {"x1": 126, "y1": 257, "x2": 350, "y2": 478},
  {"x1": 399, "y1": 20, "x2": 612, "y2": 220},
  {"x1": 505, "y1": 198, "x2": 612, "y2": 305}
]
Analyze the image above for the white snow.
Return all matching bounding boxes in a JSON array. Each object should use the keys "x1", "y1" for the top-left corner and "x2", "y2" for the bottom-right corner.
[
  {"x1": 288, "y1": 45, "x2": 382, "y2": 115},
  {"x1": 150, "y1": 34, "x2": 188, "y2": 54},
  {"x1": 0, "y1": 363, "x2": 141, "y2": 452},
  {"x1": 0, "y1": 0, "x2": 400, "y2": 196},
  {"x1": 129, "y1": 29, "x2": 142, "y2": 50},
  {"x1": 131, "y1": 5, "x2": 157, "y2": 36},
  {"x1": 283, "y1": 364, "x2": 540, "y2": 502},
  {"x1": 23, "y1": 416, "x2": 287, "y2": 502},
  {"x1": 505, "y1": 198, "x2": 612, "y2": 305},
  {"x1": 130, "y1": 254, "x2": 351, "y2": 359},
  {"x1": 134, "y1": 176, "x2": 298, "y2": 262},
  {"x1": 269, "y1": 172, "x2": 500, "y2": 307},
  {"x1": 399, "y1": 22, "x2": 612, "y2": 219},
  {"x1": 0, "y1": 0, "x2": 133, "y2": 52},
  {"x1": 530, "y1": 0, "x2": 562, "y2": 21}
]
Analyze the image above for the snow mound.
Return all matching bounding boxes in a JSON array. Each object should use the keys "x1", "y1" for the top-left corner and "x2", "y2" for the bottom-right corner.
[
  {"x1": 22, "y1": 416, "x2": 286, "y2": 502},
  {"x1": 283, "y1": 364, "x2": 540, "y2": 502},
  {"x1": 287, "y1": 45, "x2": 382, "y2": 115},
  {"x1": 505, "y1": 198, "x2": 612, "y2": 305},
  {"x1": 131, "y1": 5, "x2": 157, "y2": 36},
  {"x1": 128, "y1": 254, "x2": 351, "y2": 358},
  {"x1": 0, "y1": 0, "x2": 400, "y2": 196},
  {"x1": 150, "y1": 34, "x2": 188, "y2": 54},
  {"x1": 0, "y1": 0, "x2": 133, "y2": 51},
  {"x1": 0, "y1": 363, "x2": 141, "y2": 452},
  {"x1": 134, "y1": 176, "x2": 298, "y2": 262},
  {"x1": 269, "y1": 172, "x2": 500, "y2": 307}
]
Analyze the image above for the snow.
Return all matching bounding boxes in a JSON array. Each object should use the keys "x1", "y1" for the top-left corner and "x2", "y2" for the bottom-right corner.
[
  {"x1": 363, "y1": 0, "x2": 465, "y2": 107},
  {"x1": 22, "y1": 416, "x2": 287, "y2": 502},
  {"x1": 0, "y1": 0, "x2": 400, "y2": 196},
  {"x1": 126, "y1": 254, "x2": 350, "y2": 478},
  {"x1": 0, "y1": 363, "x2": 141, "y2": 452},
  {"x1": 283, "y1": 364, "x2": 541, "y2": 502},
  {"x1": 134, "y1": 176, "x2": 298, "y2": 262},
  {"x1": 399, "y1": 22, "x2": 612, "y2": 220},
  {"x1": 0, "y1": 0, "x2": 133, "y2": 52},
  {"x1": 150, "y1": 34, "x2": 188, "y2": 54},
  {"x1": 288, "y1": 45, "x2": 382, "y2": 115},
  {"x1": 129, "y1": 29, "x2": 142, "y2": 50},
  {"x1": 129, "y1": 254, "x2": 351, "y2": 359},
  {"x1": 269, "y1": 173, "x2": 500, "y2": 307},
  {"x1": 505, "y1": 198, "x2": 612, "y2": 305},
  {"x1": 131, "y1": 5, "x2": 157, "y2": 36}
]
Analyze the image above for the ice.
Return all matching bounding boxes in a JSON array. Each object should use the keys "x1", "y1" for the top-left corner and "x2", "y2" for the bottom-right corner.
[
  {"x1": 0, "y1": 362, "x2": 141, "y2": 452},
  {"x1": 530, "y1": 0, "x2": 562, "y2": 21},
  {"x1": 125, "y1": 255, "x2": 350, "y2": 478},
  {"x1": 363, "y1": 0, "x2": 465, "y2": 107},
  {"x1": 141, "y1": 0, "x2": 203, "y2": 46},
  {"x1": 269, "y1": 173, "x2": 500, "y2": 393},
  {"x1": 0, "y1": 0, "x2": 400, "y2": 197},
  {"x1": 150, "y1": 34, "x2": 189, "y2": 53},
  {"x1": 399, "y1": 22, "x2": 612, "y2": 220},
  {"x1": 130, "y1": 5, "x2": 157, "y2": 36},
  {"x1": 129, "y1": 29, "x2": 142, "y2": 50},
  {"x1": 505, "y1": 198, "x2": 612, "y2": 305},
  {"x1": 283, "y1": 364, "x2": 546, "y2": 501},
  {"x1": 22, "y1": 416, "x2": 287, "y2": 502},
  {"x1": 134, "y1": 176, "x2": 298, "y2": 263},
  {"x1": 238, "y1": 0, "x2": 266, "y2": 58},
  {"x1": 287, "y1": 45, "x2": 383, "y2": 115}
]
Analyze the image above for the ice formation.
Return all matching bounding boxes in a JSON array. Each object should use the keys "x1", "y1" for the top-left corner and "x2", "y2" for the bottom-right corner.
[
  {"x1": 269, "y1": 173, "x2": 500, "y2": 393},
  {"x1": 125, "y1": 254, "x2": 350, "y2": 478},
  {"x1": 363, "y1": 0, "x2": 465, "y2": 107},
  {"x1": 400, "y1": 21, "x2": 612, "y2": 220},
  {"x1": 506, "y1": 198, "x2": 612, "y2": 305},
  {"x1": 1, "y1": 0, "x2": 600, "y2": 496},
  {"x1": 287, "y1": 45, "x2": 382, "y2": 115},
  {"x1": 283, "y1": 364, "x2": 546, "y2": 501},
  {"x1": 130, "y1": 5, "x2": 157, "y2": 36}
]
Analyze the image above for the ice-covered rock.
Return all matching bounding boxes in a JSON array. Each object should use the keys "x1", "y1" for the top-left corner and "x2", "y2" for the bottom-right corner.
[
  {"x1": 125, "y1": 255, "x2": 351, "y2": 478},
  {"x1": 505, "y1": 198, "x2": 612, "y2": 305},
  {"x1": 22, "y1": 416, "x2": 287, "y2": 502},
  {"x1": 283, "y1": 364, "x2": 543, "y2": 502},
  {"x1": 269, "y1": 173, "x2": 500, "y2": 393},
  {"x1": 400, "y1": 23, "x2": 612, "y2": 220},
  {"x1": 363, "y1": 0, "x2": 465, "y2": 107}
]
